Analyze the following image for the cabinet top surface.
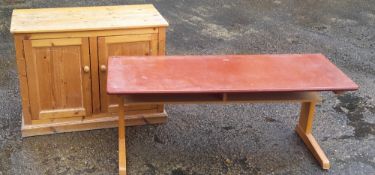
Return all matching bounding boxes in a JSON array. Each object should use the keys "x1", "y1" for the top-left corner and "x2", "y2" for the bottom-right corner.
[
  {"x1": 10, "y1": 4, "x2": 168, "y2": 34},
  {"x1": 107, "y1": 54, "x2": 359, "y2": 94}
]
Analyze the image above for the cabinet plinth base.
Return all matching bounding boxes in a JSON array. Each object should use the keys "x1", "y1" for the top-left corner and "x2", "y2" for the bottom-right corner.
[{"x1": 21, "y1": 112, "x2": 167, "y2": 137}]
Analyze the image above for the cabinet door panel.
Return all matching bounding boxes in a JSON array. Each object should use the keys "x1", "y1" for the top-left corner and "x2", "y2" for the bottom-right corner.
[
  {"x1": 24, "y1": 38, "x2": 92, "y2": 120},
  {"x1": 98, "y1": 34, "x2": 159, "y2": 113}
]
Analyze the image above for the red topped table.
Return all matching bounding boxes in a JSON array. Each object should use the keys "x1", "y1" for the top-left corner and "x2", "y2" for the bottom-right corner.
[{"x1": 107, "y1": 54, "x2": 358, "y2": 174}]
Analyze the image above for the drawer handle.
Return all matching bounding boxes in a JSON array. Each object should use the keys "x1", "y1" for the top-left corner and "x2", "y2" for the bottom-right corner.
[
  {"x1": 100, "y1": 65, "x2": 107, "y2": 72},
  {"x1": 83, "y1": 66, "x2": 90, "y2": 73}
]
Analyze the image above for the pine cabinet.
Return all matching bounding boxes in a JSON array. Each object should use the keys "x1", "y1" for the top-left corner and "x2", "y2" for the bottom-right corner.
[{"x1": 10, "y1": 5, "x2": 168, "y2": 137}]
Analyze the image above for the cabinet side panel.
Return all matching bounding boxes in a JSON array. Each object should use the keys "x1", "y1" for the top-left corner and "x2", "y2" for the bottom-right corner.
[
  {"x1": 158, "y1": 27, "x2": 166, "y2": 55},
  {"x1": 157, "y1": 27, "x2": 167, "y2": 112},
  {"x1": 14, "y1": 35, "x2": 32, "y2": 124},
  {"x1": 23, "y1": 40, "x2": 41, "y2": 120}
]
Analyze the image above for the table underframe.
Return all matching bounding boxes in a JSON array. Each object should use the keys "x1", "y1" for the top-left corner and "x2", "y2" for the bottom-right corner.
[{"x1": 115, "y1": 91, "x2": 330, "y2": 175}]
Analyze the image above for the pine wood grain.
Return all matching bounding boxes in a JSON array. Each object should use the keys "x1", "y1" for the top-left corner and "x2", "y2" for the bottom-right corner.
[
  {"x1": 98, "y1": 34, "x2": 160, "y2": 114},
  {"x1": 23, "y1": 38, "x2": 92, "y2": 120},
  {"x1": 118, "y1": 97, "x2": 127, "y2": 175},
  {"x1": 89, "y1": 37, "x2": 101, "y2": 113},
  {"x1": 12, "y1": 5, "x2": 168, "y2": 136},
  {"x1": 11, "y1": 4, "x2": 168, "y2": 33},
  {"x1": 14, "y1": 35, "x2": 32, "y2": 124},
  {"x1": 22, "y1": 112, "x2": 167, "y2": 137},
  {"x1": 296, "y1": 102, "x2": 330, "y2": 169}
]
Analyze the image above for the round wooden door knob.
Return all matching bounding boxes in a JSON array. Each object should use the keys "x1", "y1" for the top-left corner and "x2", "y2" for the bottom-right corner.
[
  {"x1": 83, "y1": 66, "x2": 90, "y2": 73},
  {"x1": 100, "y1": 65, "x2": 107, "y2": 72}
]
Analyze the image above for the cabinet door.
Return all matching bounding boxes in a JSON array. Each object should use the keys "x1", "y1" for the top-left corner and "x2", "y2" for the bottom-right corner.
[
  {"x1": 98, "y1": 34, "x2": 160, "y2": 113},
  {"x1": 24, "y1": 38, "x2": 92, "y2": 120}
]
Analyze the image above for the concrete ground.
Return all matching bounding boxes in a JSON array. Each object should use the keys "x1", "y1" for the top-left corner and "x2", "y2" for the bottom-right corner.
[{"x1": 0, "y1": 0, "x2": 374, "y2": 174}]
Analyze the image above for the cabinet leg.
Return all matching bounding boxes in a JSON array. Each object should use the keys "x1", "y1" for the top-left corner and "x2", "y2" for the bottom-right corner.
[
  {"x1": 295, "y1": 101, "x2": 330, "y2": 169},
  {"x1": 118, "y1": 96, "x2": 127, "y2": 175}
]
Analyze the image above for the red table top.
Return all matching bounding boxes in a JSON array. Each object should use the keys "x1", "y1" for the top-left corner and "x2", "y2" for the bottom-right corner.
[{"x1": 107, "y1": 54, "x2": 358, "y2": 94}]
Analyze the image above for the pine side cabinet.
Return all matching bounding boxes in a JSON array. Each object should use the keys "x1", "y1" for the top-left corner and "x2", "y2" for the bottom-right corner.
[{"x1": 10, "y1": 4, "x2": 169, "y2": 137}]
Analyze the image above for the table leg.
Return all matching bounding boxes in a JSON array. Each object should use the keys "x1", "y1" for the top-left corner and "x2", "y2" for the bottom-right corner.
[
  {"x1": 118, "y1": 96, "x2": 127, "y2": 175},
  {"x1": 295, "y1": 101, "x2": 330, "y2": 169}
]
